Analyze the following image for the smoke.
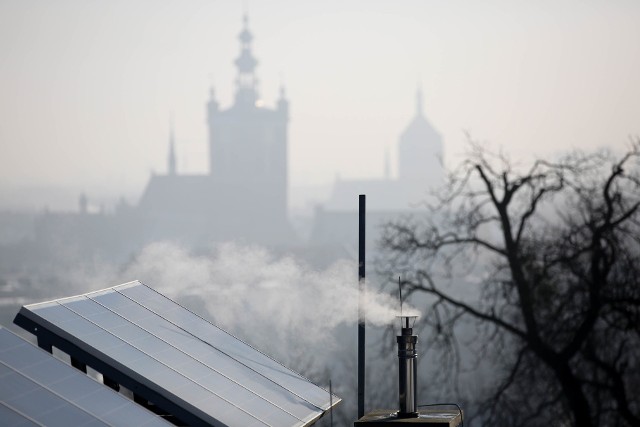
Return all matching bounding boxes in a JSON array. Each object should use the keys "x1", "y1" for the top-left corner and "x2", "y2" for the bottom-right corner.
[
  {"x1": 0, "y1": 241, "x2": 421, "y2": 421},
  {"x1": 1, "y1": 240, "x2": 418, "y2": 418},
  {"x1": 123, "y1": 241, "x2": 417, "y2": 355}
]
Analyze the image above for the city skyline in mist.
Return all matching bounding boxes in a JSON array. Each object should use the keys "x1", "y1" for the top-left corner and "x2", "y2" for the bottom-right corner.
[{"x1": 1, "y1": 0, "x2": 639, "y2": 212}]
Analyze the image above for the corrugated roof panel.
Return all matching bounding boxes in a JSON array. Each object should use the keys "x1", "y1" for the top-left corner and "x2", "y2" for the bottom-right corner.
[
  {"x1": 0, "y1": 327, "x2": 172, "y2": 427},
  {"x1": 14, "y1": 281, "x2": 340, "y2": 427}
]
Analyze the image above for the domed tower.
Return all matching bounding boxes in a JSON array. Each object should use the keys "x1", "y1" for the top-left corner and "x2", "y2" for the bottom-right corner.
[{"x1": 398, "y1": 87, "x2": 443, "y2": 200}]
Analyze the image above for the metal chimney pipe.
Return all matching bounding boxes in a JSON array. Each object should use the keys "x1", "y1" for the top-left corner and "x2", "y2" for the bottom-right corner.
[{"x1": 397, "y1": 315, "x2": 418, "y2": 418}]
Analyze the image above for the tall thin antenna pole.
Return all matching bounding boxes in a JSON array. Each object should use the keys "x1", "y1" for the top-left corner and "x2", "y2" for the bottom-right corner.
[
  {"x1": 399, "y1": 276, "x2": 403, "y2": 317},
  {"x1": 358, "y1": 194, "x2": 366, "y2": 419},
  {"x1": 329, "y1": 379, "x2": 333, "y2": 427}
]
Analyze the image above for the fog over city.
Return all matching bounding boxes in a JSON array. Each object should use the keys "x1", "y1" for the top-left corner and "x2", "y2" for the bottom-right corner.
[
  {"x1": 1, "y1": 2, "x2": 640, "y2": 426},
  {"x1": 1, "y1": 0, "x2": 639, "y2": 211}
]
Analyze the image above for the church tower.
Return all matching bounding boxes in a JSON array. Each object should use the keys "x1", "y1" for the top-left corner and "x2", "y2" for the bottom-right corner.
[
  {"x1": 206, "y1": 14, "x2": 290, "y2": 241},
  {"x1": 398, "y1": 87, "x2": 443, "y2": 199}
]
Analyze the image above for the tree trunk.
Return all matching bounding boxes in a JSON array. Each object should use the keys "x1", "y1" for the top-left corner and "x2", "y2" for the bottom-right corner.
[{"x1": 553, "y1": 362, "x2": 594, "y2": 427}]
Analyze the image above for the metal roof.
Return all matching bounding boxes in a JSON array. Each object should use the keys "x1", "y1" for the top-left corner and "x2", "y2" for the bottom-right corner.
[
  {"x1": 14, "y1": 281, "x2": 339, "y2": 427},
  {"x1": 0, "y1": 326, "x2": 172, "y2": 427}
]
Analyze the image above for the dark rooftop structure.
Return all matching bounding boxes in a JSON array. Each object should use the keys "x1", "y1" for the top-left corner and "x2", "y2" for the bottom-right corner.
[{"x1": 354, "y1": 316, "x2": 462, "y2": 427}]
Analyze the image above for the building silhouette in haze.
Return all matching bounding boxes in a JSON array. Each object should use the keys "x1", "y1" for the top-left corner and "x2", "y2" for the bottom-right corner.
[
  {"x1": 139, "y1": 14, "x2": 294, "y2": 246},
  {"x1": 0, "y1": 14, "x2": 445, "y2": 271},
  {"x1": 310, "y1": 87, "x2": 443, "y2": 251},
  {"x1": 322, "y1": 87, "x2": 443, "y2": 212}
]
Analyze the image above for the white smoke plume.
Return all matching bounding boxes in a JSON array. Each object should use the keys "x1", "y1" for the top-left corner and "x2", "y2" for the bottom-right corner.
[
  {"x1": 3, "y1": 241, "x2": 420, "y2": 421},
  {"x1": 123, "y1": 242, "x2": 417, "y2": 356}
]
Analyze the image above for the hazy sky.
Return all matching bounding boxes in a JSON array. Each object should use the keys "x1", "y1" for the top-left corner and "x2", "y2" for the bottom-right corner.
[{"x1": 1, "y1": 0, "x2": 639, "y2": 210}]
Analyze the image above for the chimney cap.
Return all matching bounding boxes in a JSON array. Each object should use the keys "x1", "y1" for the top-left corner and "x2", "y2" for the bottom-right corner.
[{"x1": 396, "y1": 315, "x2": 418, "y2": 330}]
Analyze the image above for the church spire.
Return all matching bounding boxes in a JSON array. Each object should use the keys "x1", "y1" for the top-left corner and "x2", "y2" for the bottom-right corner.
[
  {"x1": 277, "y1": 80, "x2": 289, "y2": 120},
  {"x1": 384, "y1": 146, "x2": 391, "y2": 180},
  {"x1": 168, "y1": 120, "x2": 176, "y2": 176},
  {"x1": 234, "y1": 13, "x2": 259, "y2": 106},
  {"x1": 416, "y1": 85, "x2": 424, "y2": 117}
]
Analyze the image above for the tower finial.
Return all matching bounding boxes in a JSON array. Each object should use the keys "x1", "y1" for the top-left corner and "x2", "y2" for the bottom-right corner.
[
  {"x1": 384, "y1": 147, "x2": 391, "y2": 180},
  {"x1": 208, "y1": 73, "x2": 216, "y2": 99},
  {"x1": 168, "y1": 116, "x2": 177, "y2": 176},
  {"x1": 234, "y1": 12, "x2": 258, "y2": 105},
  {"x1": 278, "y1": 72, "x2": 286, "y2": 99},
  {"x1": 277, "y1": 74, "x2": 289, "y2": 120}
]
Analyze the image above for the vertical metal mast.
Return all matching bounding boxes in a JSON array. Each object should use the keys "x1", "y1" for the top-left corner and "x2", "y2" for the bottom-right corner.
[{"x1": 358, "y1": 194, "x2": 366, "y2": 419}]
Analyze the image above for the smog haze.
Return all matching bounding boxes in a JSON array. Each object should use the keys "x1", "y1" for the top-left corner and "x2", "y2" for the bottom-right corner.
[{"x1": 1, "y1": 0, "x2": 639, "y2": 211}]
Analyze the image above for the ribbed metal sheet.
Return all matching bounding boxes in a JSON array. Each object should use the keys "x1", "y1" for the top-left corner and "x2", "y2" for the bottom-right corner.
[
  {"x1": 14, "y1": 281, "x2": 339, "y2": 427},
  {"x1": 0, "y1": 327, "x2": 172, "y2": 427}
]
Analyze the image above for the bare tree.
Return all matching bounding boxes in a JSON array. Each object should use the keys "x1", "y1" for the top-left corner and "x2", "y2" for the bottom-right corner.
[{"x1": 382, "y1": 141, "x2": 640, "y2": 426}]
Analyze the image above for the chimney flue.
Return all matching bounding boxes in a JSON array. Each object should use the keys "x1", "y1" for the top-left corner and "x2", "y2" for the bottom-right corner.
[{"x1": 397, "y1": 315, "x2": 419, "y2": 418}]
